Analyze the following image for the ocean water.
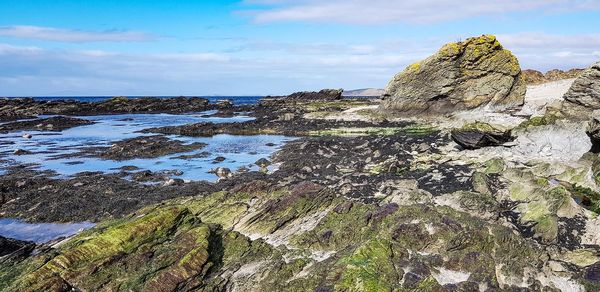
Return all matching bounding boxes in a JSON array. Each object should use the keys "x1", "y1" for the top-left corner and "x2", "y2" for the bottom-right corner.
[
  {"x1": 10, "y1": 96, "x2": 264, "y2": 105},
  {"x1": 0, "y1": 111, "x2": 295, "y2": 181}
]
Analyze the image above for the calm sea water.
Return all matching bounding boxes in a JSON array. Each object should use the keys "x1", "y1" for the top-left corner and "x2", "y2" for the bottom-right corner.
[
  {"x1": 0, "y1": 218, "x2": 95, "y2": 243},
  {"x1": 12, "y1": 96, "x2": 263, "y2": 105},
  {"x1": 0, "y1": 111, "x2": 295, "y2": 242},
  {"x1": 0, "y1": 111, "x2": 294, "y2": 181}
]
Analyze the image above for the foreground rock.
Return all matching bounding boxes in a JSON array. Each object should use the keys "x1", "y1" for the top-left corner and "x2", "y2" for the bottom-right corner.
[
  {"x1": 451, "y1": 122, "x2": 514, "y2": 150},
  {"x1": 382, "y1": 35, "x2": 525, "y2": 114},
  {"x1": 2, "y1": 177, "x2": 598, "y2": 291},
  {"x1": 0, "y1": 116, "x2": 95, "y2": 133}
]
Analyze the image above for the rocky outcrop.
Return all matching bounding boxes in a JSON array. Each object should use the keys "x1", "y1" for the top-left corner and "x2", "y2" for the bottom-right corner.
[
  {"x1": 287, "y1": 88, "x2": 343, "y2": 100},
  {"x1": 546, "y1": 68, "x2": 584, "y2": 81},
  {"x1": 564, "y1": 62, "x2": 600, "y2": 109},
  {"x1": 587, "y1": 110, "x2": 600, "y2": 153},
  {"x1": 0, "y1": 96, "x2": 210, "y2": 121},
  {"x1": 523, "y1": 68, "x2": 584, "y2": 85},
  {"x1": 79, "y1": 135, "x2": 207, "y2": 161},
  {"x1": 522, "y1": 69, "x2": 546, "y2": 85},
  {"x1": 382, "y1": 35, "x2": 526, "y2": 114},
  {"x1": 0, "y1": 116, "x2": 95, "y2": 133},
  {"x1": 0, "y1": 236, "x2": 34, "y2": 260},
  {"x1": 451, "y1": 122, "x2": 514, "y2": 149},
  {"x1": 261, "y1": 88, "x2": 343, "y2": 104},
  {"x1": 1, "y1": 183, "x2": 593, "y2": 291}
]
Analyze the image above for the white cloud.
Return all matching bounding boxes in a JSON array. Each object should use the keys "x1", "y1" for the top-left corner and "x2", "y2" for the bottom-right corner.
[
  {"x1": 497, "y1": 32, "x2": 600, "y2": 70},
  {"x1": 0, "y1": 43, "x2": 403, "y2": 95},
  {"x1": 0, "y1": 25, "x2": 156, "y2": 42},
  {"x1": 242, "y1": 0, "x2": 600, "y2": 24},
  {"x1": 499, "y1": 32, "x2": 600, "y2": 50},
  {"x1": 1, "y1": 30, "x2": 599, "y2": 96}
]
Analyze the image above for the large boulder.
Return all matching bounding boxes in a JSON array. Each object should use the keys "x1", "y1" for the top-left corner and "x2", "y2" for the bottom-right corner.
[
  {"x1": 382, "y1": 35, "x2": 525, "y2": 114},
  {"x1": 564, "y1": 61, "x2": 600, "y2": 109}
]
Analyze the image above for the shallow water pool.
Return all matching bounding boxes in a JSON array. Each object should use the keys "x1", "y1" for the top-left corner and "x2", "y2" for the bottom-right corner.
[
  {"x1": 0, "y1": 112, "x2": 294, "y2": 181},
  {"x1": 0, "y1": 218, "x2": 95, "y2": 244}
]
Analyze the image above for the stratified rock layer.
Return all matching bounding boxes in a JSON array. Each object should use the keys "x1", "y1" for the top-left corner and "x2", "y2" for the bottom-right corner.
[
  {"x1": 382, "y1": 35, "x2": 525, "y2": 114},
  {"x1": 564, "y1": 61, "x2": 600, "y2": 109}
]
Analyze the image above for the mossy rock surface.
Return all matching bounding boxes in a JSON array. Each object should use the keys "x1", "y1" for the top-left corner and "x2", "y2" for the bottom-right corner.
[
  {"x1": 383, "y1": 35, "x2": 525, "y2": 114},
  {"x1": 1, "y1": 180, "x2": 596, "y2": 291}
]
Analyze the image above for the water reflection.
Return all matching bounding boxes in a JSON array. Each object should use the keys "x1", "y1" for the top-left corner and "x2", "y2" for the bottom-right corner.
[
  {"x1": 0, "y1": 112, "x2": 294, "y2": 181},
  {"x1": 0, "y1": 218, "x2": 95, "y2": 243}
]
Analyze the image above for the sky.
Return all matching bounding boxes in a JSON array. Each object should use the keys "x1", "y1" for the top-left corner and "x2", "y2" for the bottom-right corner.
[{"x1": 0, "y1": 0, "x2": 599, "y2": 96}]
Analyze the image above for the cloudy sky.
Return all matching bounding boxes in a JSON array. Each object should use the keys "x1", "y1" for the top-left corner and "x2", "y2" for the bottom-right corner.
[{"x1": 1, "y1": 0, "x2": 599, "y2": 96}]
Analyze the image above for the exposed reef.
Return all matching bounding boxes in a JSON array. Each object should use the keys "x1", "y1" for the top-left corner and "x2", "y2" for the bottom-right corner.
[{"x1": 0, "y1": 96, "x2": 211, "y2": 121}]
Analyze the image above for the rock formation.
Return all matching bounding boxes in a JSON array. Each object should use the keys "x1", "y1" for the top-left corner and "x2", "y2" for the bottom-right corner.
[
  {"x1": 523, "y1": 68, "x2": 584, "y2": 85},
  {"x1": 382, "y1": 35, "x2": 526, "y2": 114},
  {"x1": 522, "y1": 69, "x2": 546, "y2": 85},
  {"x1": 564, "y1": 61, "x2": 600, "y2": 109},
  {"x1": 451, "y1": 122, "x2": 514, "y2": 149}
]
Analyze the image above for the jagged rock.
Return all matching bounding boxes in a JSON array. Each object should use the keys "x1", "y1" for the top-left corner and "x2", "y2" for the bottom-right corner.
[
  {"x1": 13, "y1": 149, "x2": 30, "y2": 155},
  {"x1": 382, "y1": 35, "x2": 525, "y2": 114},
  {"x1": 215, "y1": 99, "x2": 233, "y2": 108},
  {"x1": 587, "y1": 110, "x2": 600, "y2": 153},
  {"x1": 0, "y1": 184, "x2": 593, "y2": 291},
  {"x1": 522, "y1": 69, "x2": 546, "y2": 85},
  {"x1": 451, "y1": 122, "x2": 514, "y2": 150},
  {"x1": 209, "y1": 167, "x2": 231, "y2": 179},
  {"x1": 83, "y1": 135, "x2": 207, "y2": 161},
  {"x1": 0, "y1": 236, "x2": 35, "y2": 259},
  {"x1": 564, "y1": 61, "x2": 600, "y2": 109},
  {"x1": 0, "y1": 97, "x2": 210, "y2": 121},
  {"x1": 255, "y1": 158, "x2": 271, "y2": 168},
  {"x1": 260, "y1": 89, "x2": 343, "y2": 106},
  {"x1": 523, "y1": 69, "x2": 584, "y2": 85},
  {"x1": 0, "y1": 116, "x2": 94, "y2": 134},
  {"x1": 287, "y1": 88, "x2": 343, "y2": 101},
  {"x1": 546, "y1": 68, "x2": 584, "y2": 81}
]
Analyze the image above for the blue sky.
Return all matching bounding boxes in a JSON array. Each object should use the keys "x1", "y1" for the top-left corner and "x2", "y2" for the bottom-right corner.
[{"x1": 0, "y1": 0, "x2": 599, "y2": 96}]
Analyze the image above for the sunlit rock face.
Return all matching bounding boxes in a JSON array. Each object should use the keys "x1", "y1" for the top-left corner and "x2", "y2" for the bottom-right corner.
[
  {"x1": 382, "y1": 35, "x2": 525, "y2": 114},
  {"x1": 564, "y1": 61, "x2": 600, "y2": 109}
]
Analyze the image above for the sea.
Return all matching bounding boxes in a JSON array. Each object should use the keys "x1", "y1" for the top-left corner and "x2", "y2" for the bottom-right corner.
[{"x1": 13, "y1": 96, "x2": 264, "y2": 105}]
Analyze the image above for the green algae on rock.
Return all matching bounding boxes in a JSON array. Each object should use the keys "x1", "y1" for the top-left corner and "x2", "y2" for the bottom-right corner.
[
  {"x1": 382, "y1": 35, "x2": 526, "y2": 114},
  {"x1": 2, "y1": 178, "x2": 597, "y2": 291}
]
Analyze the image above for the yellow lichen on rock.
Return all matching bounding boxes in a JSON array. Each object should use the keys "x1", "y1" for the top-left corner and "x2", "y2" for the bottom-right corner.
[{"x1": 382, "y1": 34, "x2": 525, "y2": 114}]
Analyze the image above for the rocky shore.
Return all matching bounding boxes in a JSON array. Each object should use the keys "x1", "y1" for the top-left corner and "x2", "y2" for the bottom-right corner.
[
  {"x1": 2, "y1": 35, "x2": 600, "y2": 291},
  {"x1": 0, "y1": 96, "x2": 211, "y2": 121}
]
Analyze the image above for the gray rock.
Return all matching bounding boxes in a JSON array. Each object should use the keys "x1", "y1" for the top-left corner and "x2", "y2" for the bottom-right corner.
[
  {"x1": 215, "y1": 99, "x2": 233, "y2": 108},
  {"x1": 255, "y1": 158, "x2": 271, "y2": 168},
  {"x1": 210, "y1": 167, "x2": 232, "y2": 180},
  {"x1": 564, "y1": 61, "x2": 600, "y2": 109},
  {"x1": 450, "y1": 122, "x2": 514, "y2": 150},
  {"x1": 587, "y1": 110, "x2": 600, "y2": 152},
  {"x1": 13, "y1": 149, "x2": 30, "y2": 155},
  {"x1": 382, "y1": 35, "x2": 525, "y2": 114}
]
